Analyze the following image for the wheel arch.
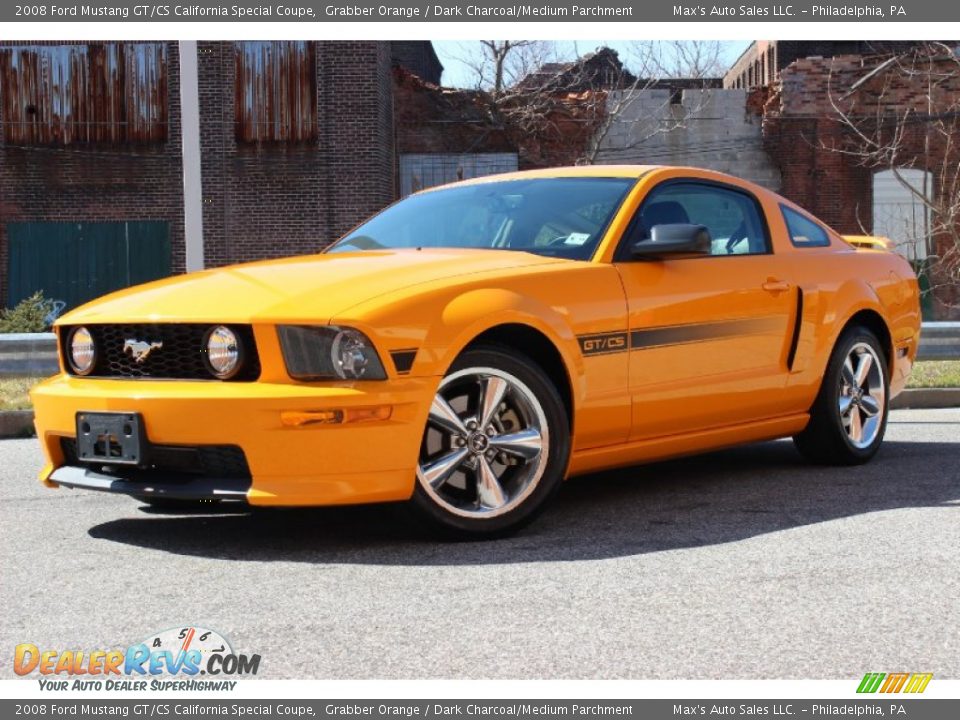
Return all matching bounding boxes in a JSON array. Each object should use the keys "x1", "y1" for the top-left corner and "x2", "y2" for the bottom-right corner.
[
  {"x1": 463, "y1": 323, "x2": 575, "y2": 429},
  {"x1": 808, "y1": 279, "x2": 894, "y2": 380},
  {"x1": 839, "y1": 308, "x2": 893, "y2": 368},
  {"x1": 425, "y1": 289, "x2": 583, "y2": 430}
]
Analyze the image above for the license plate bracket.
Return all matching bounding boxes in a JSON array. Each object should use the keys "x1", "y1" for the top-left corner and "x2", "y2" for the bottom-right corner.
[{"x1": 76, "y1": 412, "x2": 145, "y2": 466}]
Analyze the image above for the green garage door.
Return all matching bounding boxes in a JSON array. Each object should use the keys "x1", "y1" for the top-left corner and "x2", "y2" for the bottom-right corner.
[{"x1": 6, "y1": 221, "x2": 171, "y2": 311}]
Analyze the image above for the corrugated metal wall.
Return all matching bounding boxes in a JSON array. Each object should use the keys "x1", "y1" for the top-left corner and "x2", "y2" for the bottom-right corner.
[
  {"x1": 0, "y1": 43, "x2": 167, "y2": 144},
  {"x1": 6, "y1": 221, "x2": 170, "y2": 310},
  {"x1": 235, "y1": 41, "x2": 317, "y2": 143}
]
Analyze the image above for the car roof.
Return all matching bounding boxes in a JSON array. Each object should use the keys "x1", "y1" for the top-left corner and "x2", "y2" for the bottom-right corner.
[
  {"x1": 434, "y1": 166, "x2": 660, "y2": 188},
  {"x1": 416, "y1": 165, "x2": 776, "y2": 194}
]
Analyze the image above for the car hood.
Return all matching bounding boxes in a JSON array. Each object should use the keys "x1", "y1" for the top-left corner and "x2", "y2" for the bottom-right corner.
[{"x1": 57, "y1": 249, "x2": 564, "y2": 325}]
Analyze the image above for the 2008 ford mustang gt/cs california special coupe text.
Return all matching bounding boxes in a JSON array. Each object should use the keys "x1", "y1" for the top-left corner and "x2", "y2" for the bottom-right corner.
[{"x1": 32, "y1": 166, "x2": 921, "y2": 537}]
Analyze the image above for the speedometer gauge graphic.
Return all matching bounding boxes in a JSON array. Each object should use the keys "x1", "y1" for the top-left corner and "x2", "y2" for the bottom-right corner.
[{"x1": 139, "y1": 626, "x2": 233, "y2": 671}]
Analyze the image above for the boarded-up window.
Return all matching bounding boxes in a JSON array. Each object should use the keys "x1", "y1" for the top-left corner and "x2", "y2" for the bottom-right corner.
[
  {"x1": 235, "y1": 42, "x2": 316, "y2": 143},
  {"x1": 0, "y1": 43, "x2": 167, "y2": 144}
]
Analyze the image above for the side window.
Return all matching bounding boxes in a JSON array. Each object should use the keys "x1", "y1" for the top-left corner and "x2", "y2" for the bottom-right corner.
[
  {"x1": 782, "y1": 206, "x2": 831, "y2": 247},
  {"x1": 630, "y1": 182, "x2": 769, "y2": 256}
]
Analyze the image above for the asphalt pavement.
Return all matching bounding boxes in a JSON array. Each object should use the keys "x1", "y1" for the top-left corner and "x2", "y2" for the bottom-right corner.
[{"x1": 1, "y1": 408, "x2": 958, "y2": 679}]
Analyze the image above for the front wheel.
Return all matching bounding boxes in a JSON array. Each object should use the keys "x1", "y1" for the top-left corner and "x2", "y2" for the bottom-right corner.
[
  {"x1": 409, "y1": 346, "x2": 570, "y2": 538},
  {"x1": 793, "y1": 326, "x2": 889, "y2": 465}
]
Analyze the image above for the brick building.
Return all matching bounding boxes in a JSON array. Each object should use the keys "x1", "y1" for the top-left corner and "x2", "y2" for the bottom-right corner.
[
  {"x1": 390, "y1": 41, "x2": 443, "y2": 85},
  {"x1": 0, "y1": 40, "x2": 395, "y2": 311},
  {"x1": 197, "y1": 41, "x2": 394, "y2": 269},
  {"x1": 0, "y1": 42, "x2": 186, "y2": 310},
  {"x1": 391, "y1": 49, "x2": 641, "y2": 196},
  {"x1": 2, "y1": 40, "x2": 958, "y2": 319},
  {"x1": 761, "y1": 46, "x2": 960, "y2": 317},
  {"x1": 724, "y1": 41, "x2": 928, "y2": 89}
]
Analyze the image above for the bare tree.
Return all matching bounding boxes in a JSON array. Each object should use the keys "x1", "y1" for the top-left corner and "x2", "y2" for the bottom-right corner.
[
  {"x1": 824, "y1": 42, "x2": 960, "y2": 312},
  {"x1": 444, "y1": 42, "x2": 611, "y2": 167},
  {"x1": 445, "y1": 41, "x2": 726, "y2": 169},
  {"x1": 630, "y1": 40, "x2": 727, "y2": 79},
  {"x1": 584, "y1": 42, "x2": 726, "y2": 165},
  {"x1": 451, "y1": 41, "x2": 565, "y2": 95}
]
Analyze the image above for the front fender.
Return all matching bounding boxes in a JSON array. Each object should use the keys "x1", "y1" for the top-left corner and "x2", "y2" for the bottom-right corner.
[{"x1": 426, "y1": 288, "x2": 582, "y2": 376}]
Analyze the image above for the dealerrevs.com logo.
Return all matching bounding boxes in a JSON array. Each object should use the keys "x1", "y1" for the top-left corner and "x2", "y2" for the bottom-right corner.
[{"x1": 14, "y1": 626, "x2": 261, "y2": 691}]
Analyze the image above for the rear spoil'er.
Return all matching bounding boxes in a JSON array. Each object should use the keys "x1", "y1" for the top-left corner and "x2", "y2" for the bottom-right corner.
[{"x1": 31, "y1": 166, "x2": 921, "y2": 537}]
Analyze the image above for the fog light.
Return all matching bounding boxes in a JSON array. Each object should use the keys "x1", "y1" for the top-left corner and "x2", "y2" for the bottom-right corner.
[
  {"x1": 68, "y1": 327, "x2": 97, "y2": 376},
  {"x1": 205, "y1": 326, "x2": 243, "y2": 379}
]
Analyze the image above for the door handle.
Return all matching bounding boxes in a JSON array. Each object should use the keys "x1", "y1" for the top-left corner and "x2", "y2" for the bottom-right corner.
[{"x1": 762, "y1": 278, "x2": 791, "y2": 293}]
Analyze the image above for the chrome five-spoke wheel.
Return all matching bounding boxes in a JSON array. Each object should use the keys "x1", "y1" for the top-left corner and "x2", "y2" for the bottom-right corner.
[
  {"x1": 409, "y1": 346, "x2": 569, "y2": 537},
  {"x1": 794, "y1": 326, "x2": 889, "y2": 465},
  {"x1": 417, "y1": 367, "x2": 549, "y2": 519},
  {"x1": 838, "y1": 342, "x2": 886, "y2": 449}
]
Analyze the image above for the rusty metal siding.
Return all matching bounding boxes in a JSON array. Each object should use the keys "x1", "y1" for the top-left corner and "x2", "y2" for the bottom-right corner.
[
  {"x1": 235, "y1": 41, "x2": 317, "y2": 143},
  {"x1": 0, "y1": 43, "x2": 167, "y2": 145}
]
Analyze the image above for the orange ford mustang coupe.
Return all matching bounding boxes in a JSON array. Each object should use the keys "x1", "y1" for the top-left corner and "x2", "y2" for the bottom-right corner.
[{"x1": 32, "y1": 166, "x2": 921, "y2": 537}]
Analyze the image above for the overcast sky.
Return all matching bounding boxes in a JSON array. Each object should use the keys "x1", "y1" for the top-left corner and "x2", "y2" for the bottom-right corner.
[{"x1": 432, "y1": 41, "x2": 753, "y2": 88}]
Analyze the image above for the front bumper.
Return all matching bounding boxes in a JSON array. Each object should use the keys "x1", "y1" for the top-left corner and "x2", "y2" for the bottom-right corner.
[{"x1": 33, "y1": 374, "x2": 437, "y2": 506}]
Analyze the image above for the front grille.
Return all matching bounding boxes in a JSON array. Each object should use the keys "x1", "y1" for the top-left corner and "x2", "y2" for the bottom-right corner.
[
  {"x1": 62, "y1": 324, "x2": 260, "y2": 381},
  {"x1": 61, "y1": 437, "x2": 251, "y2": 479}
]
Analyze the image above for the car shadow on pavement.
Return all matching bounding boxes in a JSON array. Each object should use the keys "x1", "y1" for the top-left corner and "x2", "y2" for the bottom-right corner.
[{"x1": 87, "y1": 438, "x2": 960, "y2": 565}]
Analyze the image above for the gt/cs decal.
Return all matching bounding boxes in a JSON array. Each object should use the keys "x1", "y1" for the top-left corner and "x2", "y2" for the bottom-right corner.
[
  {"x1": 578, "y1": 316, "x2": 783, "y2": 357},
  {"x1": 578, "y1": 332, "x2": 629, "y2": 356}
]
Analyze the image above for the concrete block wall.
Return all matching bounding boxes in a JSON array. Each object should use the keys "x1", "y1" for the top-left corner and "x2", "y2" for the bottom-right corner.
[{"x1": 595, "y1": 88, "x2": 781, "y2": 191}]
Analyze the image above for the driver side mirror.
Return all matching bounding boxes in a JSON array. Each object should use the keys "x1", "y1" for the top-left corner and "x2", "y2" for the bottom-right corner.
[{"x1": 630, "y1": 223, "x2": 712, "y2": 259}]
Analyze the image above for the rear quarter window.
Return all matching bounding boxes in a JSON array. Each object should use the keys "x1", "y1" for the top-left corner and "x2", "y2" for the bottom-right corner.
[{"x1": 782, "y1": 206, "x2": 831, "y2": 247}]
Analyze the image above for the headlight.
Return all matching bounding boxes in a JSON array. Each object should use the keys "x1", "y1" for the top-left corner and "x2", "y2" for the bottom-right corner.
[
  {"x1": 278, "y1": 326, "x2": 386, "y2": 381},
  {"x1": 204, "y1": 325, "x2": 244, "y2": 379},
  {"x1": 67, "y1": 326, "x2": 97, "y2": 376}
]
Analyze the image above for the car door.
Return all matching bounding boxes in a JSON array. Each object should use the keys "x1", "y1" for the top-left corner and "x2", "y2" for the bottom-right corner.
[{"x1": 613, "y1": 180, "x2": 798, "y2": 440}]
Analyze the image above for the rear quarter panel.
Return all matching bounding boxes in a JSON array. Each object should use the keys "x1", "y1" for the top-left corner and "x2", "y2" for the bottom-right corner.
[{"x1": 763, "y1": 201, "x2": 921, "y2": 408}]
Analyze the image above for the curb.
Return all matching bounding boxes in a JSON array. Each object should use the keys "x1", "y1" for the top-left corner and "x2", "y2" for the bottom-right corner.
[
  {"x1": 891, "y1": 388, "x2": 960, "y2": 410},
  {"x1": 0, "y1": 410, "x2": 35, "y2": 438}
]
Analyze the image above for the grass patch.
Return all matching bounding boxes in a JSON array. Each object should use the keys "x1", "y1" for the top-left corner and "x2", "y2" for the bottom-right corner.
[
  {"x1": 0, "y1": 376, "x2": 43, "y2": 411},
  {"x1": 907, "y1": 361, "x2": 960, "y2": 389}
]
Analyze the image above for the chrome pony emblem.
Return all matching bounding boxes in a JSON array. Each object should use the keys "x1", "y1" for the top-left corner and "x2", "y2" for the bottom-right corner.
[{"x1": 123, "y1": 339, "x2": 163, "y2": 364}]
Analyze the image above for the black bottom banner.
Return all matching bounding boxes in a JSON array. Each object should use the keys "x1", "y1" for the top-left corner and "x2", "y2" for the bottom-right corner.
[{"x1": 3, "y1": 700, "x2": 959, "y2": 720}]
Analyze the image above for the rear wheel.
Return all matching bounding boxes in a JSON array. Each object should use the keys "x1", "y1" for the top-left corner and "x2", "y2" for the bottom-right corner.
[
  {"x1": 793, "y1": 326, "x2": 889, "y2": 465},
  {"x1": 409, "y1": 346, "x2": 570, "y2": 538}
]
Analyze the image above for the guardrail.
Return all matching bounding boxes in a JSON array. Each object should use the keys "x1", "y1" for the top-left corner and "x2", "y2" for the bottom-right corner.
[
  {"x1": 916, "y1": 322, "x2": 960, "y2": 361},
  {"x1": 0, "y1": 333, "x2": 58, "y2": 377},
  {"x1": 1, "y1": 323, "x2": 958, "y2": 378}
]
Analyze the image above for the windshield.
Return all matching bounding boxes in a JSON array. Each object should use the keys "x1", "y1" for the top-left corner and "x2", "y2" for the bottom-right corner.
[{"x1": 327, "y1": 177, "x2": 635, "y2": 260}]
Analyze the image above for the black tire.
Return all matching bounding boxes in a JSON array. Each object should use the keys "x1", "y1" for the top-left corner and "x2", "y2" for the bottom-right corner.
[
  {"x1": 793, "y1": 325, "x2": 890, "y2": 465},
  {"x1": 408, "y1": 345, "x2": 570, "y2": 539}
]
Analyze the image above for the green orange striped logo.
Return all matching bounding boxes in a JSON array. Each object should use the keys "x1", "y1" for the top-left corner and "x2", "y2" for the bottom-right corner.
[{"x1": 857, "y1": 672, "x2": 932, "y2": 693}]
